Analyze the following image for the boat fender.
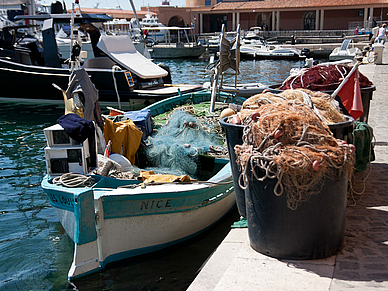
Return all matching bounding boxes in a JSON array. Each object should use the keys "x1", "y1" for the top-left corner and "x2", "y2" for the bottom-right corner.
[
  {"x1": 158, "y1": 63, "x2": 172, "y2": 84},
  {"x1": 109, "y1": 153, "x2": 132, "y2": 172},
  {"x1": 220, "y1": 108, "x2": 236, "y2": 119}
]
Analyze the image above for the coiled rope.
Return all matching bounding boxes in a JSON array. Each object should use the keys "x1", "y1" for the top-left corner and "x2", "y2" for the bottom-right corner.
[{"x1": 52, "y1": 173, "x2": 95, "y2": 188}]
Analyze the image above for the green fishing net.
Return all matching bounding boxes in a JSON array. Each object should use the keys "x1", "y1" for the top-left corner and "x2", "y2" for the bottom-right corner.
[{"x1": 145, "y1": 109, "x2": 225, "y2": 177}]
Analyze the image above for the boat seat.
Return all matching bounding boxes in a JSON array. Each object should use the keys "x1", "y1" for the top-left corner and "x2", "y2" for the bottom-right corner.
[
  {"x1": 96, "y1": 35, "x2": 168, "y2": 79},
  {"x1": 83, "y1": 57, "x2": 116, "y2": 69}
]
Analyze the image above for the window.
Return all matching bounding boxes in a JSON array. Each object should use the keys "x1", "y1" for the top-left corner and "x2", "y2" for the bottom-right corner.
[{"x1": 303, "y1": 11, "x2": 316, "y2": 30}]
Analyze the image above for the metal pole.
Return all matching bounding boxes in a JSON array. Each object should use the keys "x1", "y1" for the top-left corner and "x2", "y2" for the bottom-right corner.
[{"x1": 128, "y1": 0, "x2": 143, "y2": 40}]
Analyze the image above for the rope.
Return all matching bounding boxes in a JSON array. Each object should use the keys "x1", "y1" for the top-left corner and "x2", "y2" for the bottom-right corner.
[
  {"x1": 117, "y1": 180, "x2": 232, "y2": 189},
  {"x1": 112, "y1": 65, "x2": 122, "y2": 109},
  {"x1": 235, "y1": 101, "x2": 355, "y2": 210},
  {"x1": 52, "y1": 173, "x2": 95, "y2": 188}
]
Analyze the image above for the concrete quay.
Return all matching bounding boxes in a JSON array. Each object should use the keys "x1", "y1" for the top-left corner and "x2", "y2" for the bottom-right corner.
[
  {"x1": 187, "y1": 49, "x2": 388, "y2": 290},
  {"x1": 282, "y1": 42, "x2": 373, "y2": 58}
]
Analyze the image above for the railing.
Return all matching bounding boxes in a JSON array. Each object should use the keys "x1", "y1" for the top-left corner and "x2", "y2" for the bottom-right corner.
[{"x1": 197, "y1": 30, "x2": 371, "y2": 45}]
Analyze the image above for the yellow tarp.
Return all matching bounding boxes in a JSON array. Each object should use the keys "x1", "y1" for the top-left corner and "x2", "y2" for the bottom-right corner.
[
  {"x1": 139, "y1": 170, "x2": 196, "y2": 184},
  {"x1": 103, "y1": 118, "x2": 143, "y2": 165}
]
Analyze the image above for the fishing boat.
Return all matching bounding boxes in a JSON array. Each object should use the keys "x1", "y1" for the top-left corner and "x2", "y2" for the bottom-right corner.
[
  {"x1": 146, "y1": 26, "x2": 206, "y2": 59},
  {"x1": 240, "y1": 37, "x2": 306, "y2": 60},
  {"x1": 41, "y1": 87, "x2": 240, "y2": 281},
  {"x1": 329, "y1": 39, "x2": 361, "y2": 61},
  {"x1": 204, "y1": 24, "x2": 269, "y2": 98},
  {"x1": 0, "y1": 12, "x2": 201, "y2": 109}
]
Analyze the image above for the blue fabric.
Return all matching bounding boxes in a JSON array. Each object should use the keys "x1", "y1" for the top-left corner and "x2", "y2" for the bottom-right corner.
[
  {"x1": 57, "y1": 114, "x2": 97, "y2": 168},
  {"x1": 57, "y1": 113, "x2": 94, "y2": 143}
]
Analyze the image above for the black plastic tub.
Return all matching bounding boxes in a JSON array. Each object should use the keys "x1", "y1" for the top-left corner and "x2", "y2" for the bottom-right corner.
[
  {"x1": 220, "y1": 117, "x2": 246, "y2": 218},
  {"x1": 269, "y1": 84, "x2": 375, "y2": 123},
  {"x1": 220, "y1": 114, "x2": 354, "y2": 218},
  {"x1": 245, "y1": 164, "x2": 348, "y2": 260},
  {"x1": 328, "y1": 115, "x2": 354, "y2": 143}
]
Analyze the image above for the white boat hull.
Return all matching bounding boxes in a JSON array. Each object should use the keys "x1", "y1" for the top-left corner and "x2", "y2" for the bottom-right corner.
[{"x1": 42, "y1": 162, "x2": 235, "y2": 280}]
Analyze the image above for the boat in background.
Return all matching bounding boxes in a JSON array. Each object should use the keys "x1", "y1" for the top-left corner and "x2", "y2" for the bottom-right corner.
[
  {"x1": 139, "y1": 12, "x2": 166, "y2": 43},
  {"x1": 0, "y1": 12, "x2": 201, "y2": 109},
  {"x1": 204, "y1": 24, "x2": 268, "y2": 99},
  {"x1": 240, "y1": 37, "x2": 306, "y2": 60},
  {"x1": 244, "y1": 26, "x2": 263, "y2": 39},
  {"x1": 146, "y1": 26, "x2": 206, "y2": 59},
  {"x1": 203, "y1": 81, "x2": 267, "y2": 98},
  {"x1": 329, "y1": 39, "x2": 361, "y2": 61}
]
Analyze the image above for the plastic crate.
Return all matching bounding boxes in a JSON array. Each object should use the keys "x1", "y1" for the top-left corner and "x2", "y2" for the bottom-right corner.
[{"x1": 125, "y1": 109, "x2": 154, "y2": 139}]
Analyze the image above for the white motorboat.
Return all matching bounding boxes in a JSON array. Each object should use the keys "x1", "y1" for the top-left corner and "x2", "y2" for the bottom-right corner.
[
  {"x1": 139, "y1": 13, "x2": 167, "y2": 43},
  {"x1": 240, "y1": 38, "x2": 306, "y2": 60},
  {"x1": 329, "y1": 39, "x2": 361, "y2": 61},
  {"x1": 203, "y1": 81, "x2": 267, "y2": 97}
]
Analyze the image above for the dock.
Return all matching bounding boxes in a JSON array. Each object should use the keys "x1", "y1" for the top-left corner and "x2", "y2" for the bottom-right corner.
[
  {"x1": 187, "y1": 48, "x2": 388, "y2": 290},
  {"x1": 282, "y1": 42, "x2": 373, "y2": 58}
]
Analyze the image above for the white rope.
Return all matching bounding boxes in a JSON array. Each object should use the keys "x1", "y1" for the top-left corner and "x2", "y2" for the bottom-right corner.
[
  {"x1": 52, "y1": 173, "x2": 95, "y2": 188},
  {"x1": 112, "y1": 65, "x2": 122, "y2": 109}
]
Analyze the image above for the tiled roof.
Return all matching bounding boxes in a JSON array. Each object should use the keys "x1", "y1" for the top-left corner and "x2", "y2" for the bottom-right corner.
[{"x1": 212, "y1": 0, "x2": 388, "y2": 10}]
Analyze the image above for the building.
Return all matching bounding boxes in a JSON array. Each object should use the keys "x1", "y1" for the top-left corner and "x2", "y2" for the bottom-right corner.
[
  {"x1": 70, "y1": 0, "x2": 388, "y2": 35},
  {"x1": 151, "y1": 0, "x2": 388, "y2": 34},
  {"x1": 70, "y1": 7, "x2": 157, "y2": 20}
]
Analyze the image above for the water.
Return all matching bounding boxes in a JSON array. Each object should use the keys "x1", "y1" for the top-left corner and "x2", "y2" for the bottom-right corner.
[
  {"x1": 161, "y1": 58, "x2": 305, "y2": 86},
  {"x1": 0, "y1": 58, "x2": 304, "y2": 290}
]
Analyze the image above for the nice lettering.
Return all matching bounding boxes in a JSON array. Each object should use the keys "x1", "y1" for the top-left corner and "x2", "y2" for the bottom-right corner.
[{"x1": 140, "y1": 199, "x2": 172, "y2": 210}]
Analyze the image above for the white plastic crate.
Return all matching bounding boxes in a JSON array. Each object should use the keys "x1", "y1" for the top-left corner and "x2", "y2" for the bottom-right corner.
[
  {"x1": 44, "y1": 146, "x2": 89, "y2": 176},
  {"x1": 44, "y1": 124, "x2": 88, "y2": 148}
]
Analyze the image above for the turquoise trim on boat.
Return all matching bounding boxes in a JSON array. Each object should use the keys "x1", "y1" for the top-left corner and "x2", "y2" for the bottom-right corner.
[
  {"x1": 41, "y1": 177, "x2": 76, "y2": 213},
  {"x1": 100, "y1": 182, "x2": 234, "y2": 219},
  {"x1": 74, "y1": 189, "x2": 97, "y2": 245}
]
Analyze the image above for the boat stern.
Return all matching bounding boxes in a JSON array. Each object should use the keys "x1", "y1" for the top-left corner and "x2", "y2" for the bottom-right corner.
[{"x1": 42, "y1": 176, "x2": 102, "y2": 280}]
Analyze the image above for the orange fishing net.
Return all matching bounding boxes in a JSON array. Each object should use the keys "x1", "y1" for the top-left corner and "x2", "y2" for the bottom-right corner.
[
  {"x1": 241, "y1": 89, "x2": 346, "y2": 125},
  {"x1": 233, "y1": 97, "x2": 355, "y2": 210}
]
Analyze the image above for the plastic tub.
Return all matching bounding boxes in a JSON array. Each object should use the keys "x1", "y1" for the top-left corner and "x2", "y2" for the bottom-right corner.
[
  {"x1": 220, "y1": 117, "x2": 246, "y2": 218},
  {"x1": 328, "y1": 115, "x2": 354, "y2": 143},
  {"x1": 219, "y1": 114, "x2": 353, "y2": 218},
  {"x1": 245, "y1": 164, "x2": 348, "y2": 260}
]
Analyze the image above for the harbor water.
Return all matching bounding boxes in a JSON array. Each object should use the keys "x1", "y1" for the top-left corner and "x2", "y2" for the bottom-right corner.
[{"x1": 0, "y1": 58, "x2": 304, "y2": 290}]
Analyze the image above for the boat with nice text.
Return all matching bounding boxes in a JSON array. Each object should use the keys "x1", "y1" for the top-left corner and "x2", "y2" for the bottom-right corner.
[{"x1": 41, "y1": 88, "x2": 240, "y2": 280}]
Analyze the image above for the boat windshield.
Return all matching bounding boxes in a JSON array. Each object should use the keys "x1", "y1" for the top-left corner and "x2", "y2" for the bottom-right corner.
[{"x1": 340, "y1": 39, "x2": 352, "y2": 51}]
